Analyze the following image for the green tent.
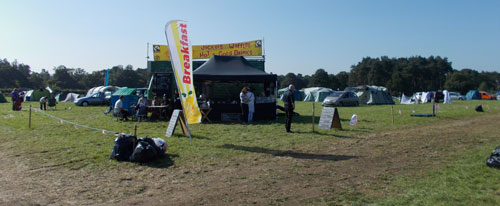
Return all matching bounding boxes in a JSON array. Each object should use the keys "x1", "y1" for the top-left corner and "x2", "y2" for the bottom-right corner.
[
  {"x1": 345, "y1": 85, "x2": 394, "y2": 105},
  {"x1": 0, "y1": 93, "x2": 7, "y2": 103},
  {"x1": 24, "y1": 88, "x2": 51, "y2": 102}
]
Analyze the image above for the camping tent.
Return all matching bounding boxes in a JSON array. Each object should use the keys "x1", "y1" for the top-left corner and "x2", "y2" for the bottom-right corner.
[
  {"x1": 0, "y1": 93, "x2": 7, "y2": 103},
  {"x1": 278, "y1": 88, "x2": 305, "y2": 101},
  {"x1": 466, "y1": 90, "x2": 481, "y2": 100},
  {"x1": 55, "y1": 92, "x2": 68, "y2": 102},
  {"x1": 111, "y1": 88, "x2": 138, "y2": 114},
  {"x1": 193, "y1": 55, "x2": 277, "y2": 121},
  {"x1": 400, "y1": 94, "x2": 414, "y2": 104},
  {"x1": 344, "y1": 85, "x2": 394, "y2": 105},
  {"x1": 86, "y1": 86, "x2": 119, "y2": 97},
  {"x1": 302, "y1": 87, "x2": 333, "y2": 102},
  {"x1": 62, "y1": 93, "x2": 81, "y2": 102},
  {"x1": 24, "y1": 88, "x2": 50, "y2": 102}
]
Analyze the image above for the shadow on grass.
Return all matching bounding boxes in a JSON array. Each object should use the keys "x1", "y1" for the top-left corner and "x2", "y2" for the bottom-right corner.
[
  {"x1": 173, "y1": 134, "x2": 211, "y2": 140},
  {"x1": 140, "y1": 153, "x2": 179, "y2": 169},
  {"x1": 218, "y1": 144, "x2": 358, "y2": 161},
  {"x1": 294, "y1": 131, "x2": 351, "y2": 138}
]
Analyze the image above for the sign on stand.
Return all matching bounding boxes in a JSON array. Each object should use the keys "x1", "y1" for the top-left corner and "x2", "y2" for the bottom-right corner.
[
  {"x1": 318, "y1": 107, "x2": 342, "y2": 130},
  {"x1": 165, "y1": 109, "x2": 190, "y2": 138}
]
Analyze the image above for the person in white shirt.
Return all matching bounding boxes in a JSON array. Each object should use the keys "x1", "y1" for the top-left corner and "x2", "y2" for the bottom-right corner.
[
  {"x1": 114, "y1": 95, "x2": 129, "y2": 120},
  {"x1": 240, "y1": 87, "x2": 249, "y2": 123},
  {"x1": 247, "y1": 88, "x2": 255, "y2": 123},
  {"x1": 39, "y1": 96, "x2": 48, "y2": 110}
]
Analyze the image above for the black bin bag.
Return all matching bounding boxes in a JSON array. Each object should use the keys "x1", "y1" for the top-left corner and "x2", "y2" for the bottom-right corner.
[
  {"x1": 110, "y1": 134, "x2": 137, "y2": 161},
  {"x1": 486, "y1": 146, "x2": 500, "y2": 169}
]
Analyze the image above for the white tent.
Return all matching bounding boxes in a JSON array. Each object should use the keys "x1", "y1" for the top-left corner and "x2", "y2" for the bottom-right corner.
[
  {"x1": 303, "y1": 87, "x2": 334, "y2": 102},
  {"x1": 86, "y1": 86, "x2": 119, "y2": 97},
  {"x1": 62, "y1": 93, "x2": 81, "y2": 102},
  {"x1": 400, "y1": 94, "x2": 415, "y2": 104}
]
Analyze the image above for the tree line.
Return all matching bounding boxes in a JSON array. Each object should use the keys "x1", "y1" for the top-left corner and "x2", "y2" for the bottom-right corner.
[
  {"x1": 1, "y1": 56, "x2": 499, "y2": 96},
  {"x1": 0, "y1": 58, "x2": 150, "y2": 93},
  {"x1": 278, "y1": 56, "x2": 500, "y2": 95}
]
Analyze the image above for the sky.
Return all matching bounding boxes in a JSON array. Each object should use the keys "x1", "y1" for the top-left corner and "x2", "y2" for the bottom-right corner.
[{"x1": 1, "y1": 0, "x2": 499, "y2": 75}]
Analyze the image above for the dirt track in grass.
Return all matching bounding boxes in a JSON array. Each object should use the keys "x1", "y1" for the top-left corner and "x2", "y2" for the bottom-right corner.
[{"x1": 1, "y1": 113, "x2": 499, "y2": 205}]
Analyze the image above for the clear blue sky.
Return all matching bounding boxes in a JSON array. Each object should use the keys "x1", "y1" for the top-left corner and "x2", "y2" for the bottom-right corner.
[{"x1": 1, "y1": 0, "x2": 499, "y2": 75}]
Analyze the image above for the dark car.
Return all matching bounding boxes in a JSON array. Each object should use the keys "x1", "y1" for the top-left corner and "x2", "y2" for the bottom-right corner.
[
  {"x1": 74, "y1": 92, "x2": 111, "y2": 106},
  {"x1": 322, "y1": 91, "x2": 359, "y2": 107}
]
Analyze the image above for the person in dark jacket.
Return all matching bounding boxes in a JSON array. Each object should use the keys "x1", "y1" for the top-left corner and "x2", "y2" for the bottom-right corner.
[
  {"x1": 10, "y1": 88, "x2": 19, "y2": 111},
  {"x1": 283, "y1": 84, "x2": 295, "y2": 133}
]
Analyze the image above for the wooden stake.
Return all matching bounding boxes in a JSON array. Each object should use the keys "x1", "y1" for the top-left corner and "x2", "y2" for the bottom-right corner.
[
  {"x1": 29, "y1": 105, "x2": 32, "y2": 128},
  {"x1": 134, "y1": 125, "x2": 137, "y2": 136},
  {"x1": 391, "y1": 106, "x2": 394, "y2": 125}
]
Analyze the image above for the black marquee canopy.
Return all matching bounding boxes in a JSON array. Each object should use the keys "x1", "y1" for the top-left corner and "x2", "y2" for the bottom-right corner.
[{"x1": 194, "y1": 55, "x2": 276, "y2": 82}]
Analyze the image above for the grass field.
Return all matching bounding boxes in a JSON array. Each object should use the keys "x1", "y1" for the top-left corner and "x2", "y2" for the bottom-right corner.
[{"x1": 1, "y1": 99, "x2": 500, "y2": 205}]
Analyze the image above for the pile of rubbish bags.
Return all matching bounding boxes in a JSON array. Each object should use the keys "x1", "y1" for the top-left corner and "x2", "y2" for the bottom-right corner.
[
  {"x1": 110, "y1": 134, "x2": 167, "y2": 162},
  {"x1": 486, "y1": 146, "x2": 500, "y2": 169}
]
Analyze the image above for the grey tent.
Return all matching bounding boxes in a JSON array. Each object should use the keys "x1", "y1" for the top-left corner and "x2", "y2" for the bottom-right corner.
[
  {"x1": 345, "y1": 85, "x2": 394, "y2": 105},
  {"x1": 62, "y1": 93, "x2": 81, "y2": 102},
  {"x1": 278, "y1": 88, "x2": 305, "y2": 101},
  {"x1": 303, "y1": 87, "x2": 334, "y2": 102}
]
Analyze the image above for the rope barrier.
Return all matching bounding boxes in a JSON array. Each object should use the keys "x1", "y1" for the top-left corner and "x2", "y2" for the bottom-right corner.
[{"x1": 29, "y1": 107, "x2": 124, "y2": 136}]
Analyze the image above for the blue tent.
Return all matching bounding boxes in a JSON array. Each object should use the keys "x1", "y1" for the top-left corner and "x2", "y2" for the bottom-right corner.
[
  {"x1": 111, "y1": 88, "x2": 138, "y2": 114},
  {"x1": 466, "y1": 90, "x2": 481, "y2": 100}
]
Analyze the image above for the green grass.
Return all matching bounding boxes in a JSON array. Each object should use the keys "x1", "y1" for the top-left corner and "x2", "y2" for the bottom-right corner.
[
  {"x1": 374, "y1": 144, "x2": 500, "y2": 206},
  {"x1": 1, "y1": 99, "x2": 500, "y2": 204}
]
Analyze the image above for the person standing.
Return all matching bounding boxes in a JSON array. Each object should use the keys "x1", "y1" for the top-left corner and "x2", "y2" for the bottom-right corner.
[
  {"x1": 247, "y1": 88, "x2": 255, "y2": 123},
  {"x1": 240, "y1": 87, "x2": 249, "y2": 123},
  {"x1": 283, "y1": 84, "x2": 295, "y2": 133},
  {"x1": 10, "y1": 88, "x2": 19, "y2": 111},
  {"x1": 39, "y1": 96, "x2": 48, "y2": 110}
]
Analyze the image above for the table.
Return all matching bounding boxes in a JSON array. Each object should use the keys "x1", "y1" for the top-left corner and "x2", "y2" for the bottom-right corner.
[
  {"x1": 200, "y1": 108, "x2": 212, "y2": 123},
  {"x1": 148, "y1": 105, "x2": 169, "y2": 120}
]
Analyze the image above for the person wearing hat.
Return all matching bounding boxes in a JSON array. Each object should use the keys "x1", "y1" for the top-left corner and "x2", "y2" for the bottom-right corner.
[{"x1": 114, "y1": 95, "x2": 129, "y2": 120}]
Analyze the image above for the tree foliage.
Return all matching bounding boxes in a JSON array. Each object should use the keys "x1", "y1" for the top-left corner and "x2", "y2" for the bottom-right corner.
[{"x1": 0, "y1": 58, "x2": 151, "y2": 92}]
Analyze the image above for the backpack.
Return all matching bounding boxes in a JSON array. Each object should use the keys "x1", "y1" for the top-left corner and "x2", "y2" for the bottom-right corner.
[
  {"x1": 109, "y1": 134, "x2": 137, "y2": 161},
  {"x1": 130, "y1": 138, "x2": 163, "y2": 162}
]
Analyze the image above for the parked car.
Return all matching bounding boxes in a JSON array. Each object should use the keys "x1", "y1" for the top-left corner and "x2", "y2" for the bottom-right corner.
[
  {"x1": 74, "y1": 92, "x2": 111, "y2": 106},
  {"x1": 480, "y1": 91, "x2": 496, "y2": 100},
  {"x1": 322, "y1": 91, "x2": 359, "y2": 107},
  {"x1": 449, "y1": 92, "x2": 465, "y2": 100}
]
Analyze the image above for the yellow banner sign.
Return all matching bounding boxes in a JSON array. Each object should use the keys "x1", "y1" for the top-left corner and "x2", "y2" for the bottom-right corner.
[
  {"x1": 165, "y1": 20, "x2": 202, "y2": 125},
  {"x1": 153, "y1": 40, "x2": 262, "y2": 61}
]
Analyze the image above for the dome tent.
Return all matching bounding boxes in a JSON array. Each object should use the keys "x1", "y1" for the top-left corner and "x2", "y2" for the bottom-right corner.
[
  {"x1": 86, "y1": 86, "x2": 119, "y2": 97},
  {"x1": 302, "y1": 87, "x2": 334, "y2": 102},
  {"x1": 466, "y1": 90, "x2": 481, "y2": 100},
  {"x1": 278, "y1": 87, "x2": 305, "y2": 101},
  {"x1": 24, "y1": 88, "x2": 51, "y2": 102},
  {"x1": 345, "y1": 85, "x2": 394, "y2": 105}
]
